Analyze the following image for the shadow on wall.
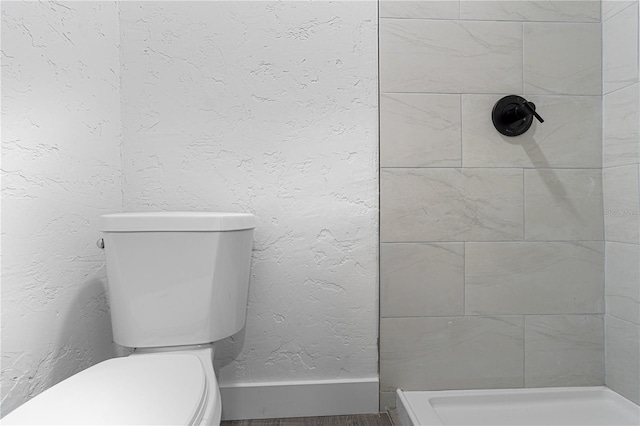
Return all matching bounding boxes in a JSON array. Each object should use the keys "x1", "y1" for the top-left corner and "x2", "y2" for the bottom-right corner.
[
  {"x1": 214, "y1": 328, "x2": 247, "y2": 374},
  {"x1": 500, "y1": 122, "x2": 551, "y2": 164},
  {"x1": 503, "y1": 122, "x2": 584, "y2": 222},
  {"x1": 49, "y1": 273, "x2": 122, "y2": 386}
]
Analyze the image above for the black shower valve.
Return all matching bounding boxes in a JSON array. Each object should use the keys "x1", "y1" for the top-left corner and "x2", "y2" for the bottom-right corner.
[{"x1": 492, "y1": 95, "x2": 544, "y2": 137}]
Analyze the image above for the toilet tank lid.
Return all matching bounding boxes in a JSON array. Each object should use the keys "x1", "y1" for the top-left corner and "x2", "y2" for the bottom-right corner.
[{"x1": 100, "y1": 212, "x2": 255, "y2": 232}]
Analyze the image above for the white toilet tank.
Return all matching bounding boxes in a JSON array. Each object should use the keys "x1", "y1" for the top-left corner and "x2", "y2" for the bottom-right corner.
[{"x1": 99, "y1": 212, "x2": 255, "y2": 348}]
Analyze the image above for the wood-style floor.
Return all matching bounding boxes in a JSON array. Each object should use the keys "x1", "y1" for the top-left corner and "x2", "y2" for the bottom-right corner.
[{"x1": 221, "y1": 412, "x2": 393, "y2": 426}]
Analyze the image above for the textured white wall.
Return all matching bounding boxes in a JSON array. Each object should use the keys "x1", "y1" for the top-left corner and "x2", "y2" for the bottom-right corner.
[
  {"x1": 1, "y1": 1, "x2": 122, "y2": 416},
  {"x1": 119, "y1": 1, "x2": 379, "y2": 384}
]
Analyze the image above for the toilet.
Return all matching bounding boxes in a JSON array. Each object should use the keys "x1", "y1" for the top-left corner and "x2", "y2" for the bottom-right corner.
[{"x1": 2, "y1": 212, "x2": 255, "y2": 425}]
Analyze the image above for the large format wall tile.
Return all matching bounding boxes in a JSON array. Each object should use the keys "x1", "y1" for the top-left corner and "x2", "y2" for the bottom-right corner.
[
  {"x1": 381, "y1": 168, "x2": 523, "y2": 242},
  {"x1": 461, "y1": 0, "x2": 600, "y2": 22},
  {"x1": 603, "y1": 2, "x2": 639, "y2": 94},
  {"x1": 466, "y1": 242, "x2": 604, "y2": 314},
  {"x1": 381, "y1": 94, "x2": 461, "y2": 167},
  {"x1": 606, "y1": 242, "x2": 640, "y2": 324},
  {"x1": 524, "y1": 22, "x2": 601, "y2": 95},
  {"x1": 524, "y1": 169, "x2": 603, "y2": 241},
  {"x1": 604, "y1": 165, "x2": 640, "y2": 244},
  {"x1": 380, "y1": 316, "x2": 524, "y2": 391},
  {"x1": 381, "y1": 243, "x2": 464, "y2": 317},
  {"x1": 380, "y1": 19, "x2": 522, "y2": 93},
  {"x1": 606, "y1": 315, "x2": 640, "y2": 404},
  {"x1": 379, "y1": 0, "x2": 460, "y2": 19},
  {"x1": 462, "y1": 95, "x2": 601, "y2": 168},
  {"x1": 603, "y1": 83, "x2": 640, "y2": 167},
  {"x1": 524, "y1": 315, "x2": 604, "y2": 387}
]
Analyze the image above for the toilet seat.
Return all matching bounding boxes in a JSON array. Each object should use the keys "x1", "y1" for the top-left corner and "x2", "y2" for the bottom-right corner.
[{"x1": 2, "y1": 353, "x2": 210, "y2": 425}]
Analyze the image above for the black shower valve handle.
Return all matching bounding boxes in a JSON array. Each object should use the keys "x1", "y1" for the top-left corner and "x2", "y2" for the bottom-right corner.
[{"x1": 522, "y1": 101, "x2": 544, "y2": 123}]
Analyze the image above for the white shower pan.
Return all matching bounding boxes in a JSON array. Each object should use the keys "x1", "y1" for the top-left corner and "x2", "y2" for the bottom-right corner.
[{"x1": 396, "y1": 386, "x2": 640, "y2": 426}]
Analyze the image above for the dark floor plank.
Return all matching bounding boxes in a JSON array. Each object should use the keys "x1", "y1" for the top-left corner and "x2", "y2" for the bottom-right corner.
[
  {"x1": 387, "y1": 408, "x2": 399, "y2": 426},
  {"x1": 221, "y1": 412, "x2": 392, "y2": 426}
]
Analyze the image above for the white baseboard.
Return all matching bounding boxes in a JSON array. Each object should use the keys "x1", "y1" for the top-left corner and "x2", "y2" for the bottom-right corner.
[{"x1": 219, "y1": 377, "x2": 379, "y2": 420}]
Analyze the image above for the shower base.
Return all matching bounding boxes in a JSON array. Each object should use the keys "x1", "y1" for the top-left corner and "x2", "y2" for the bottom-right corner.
[{"x1": 396, "y1": 386, "x2": 639, "y2": 426}]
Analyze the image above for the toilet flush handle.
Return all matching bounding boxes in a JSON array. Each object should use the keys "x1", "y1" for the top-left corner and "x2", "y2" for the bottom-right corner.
[{"x1": 97, "y1": 238, "x2": 105, "y2": 249}]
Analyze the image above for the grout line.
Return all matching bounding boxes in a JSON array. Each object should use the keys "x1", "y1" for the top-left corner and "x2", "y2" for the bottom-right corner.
[
  {"x1": 117, "y1": 0, "x2": 126, "y2": 211},
  {"x1": 523, "y1": 315, "x2": 527, "y2": 388},
  {"x1": 522, "y1": 21, "x2": 525, "y2": 94},
  {"x1": 601, "y1": 240, "x2": 640, "y2": 247},
  {"x1": 604, "y1": 241, "x2": 608, "y2": 326},
  {"x1": 381, "y1": 166, "x2": 605, "y2": 170},
  {"x1": 381, "y1": 240, "x2": 606, "y2": 244},
  {"x1": 459, "y1": 94, "x2": 464, "y2": 167},
  {"x1": 523, "y1": 169, "x2": 527, "y2": 240},
  {"x1": 379, "y1": 16, "x2": 602, "y2": 25},
  {"x1": 601, "y1": 2, "x2": 605, "y2": 97},
  {"x1": 376, "y1": 0, "x2": 382, "y2": 398},
  {"x1": 381, "y1": 313, "x2": 607, "y2": 319},
  {"x1": 381, "y1": 91, "x2": 602, "y2": 97},
  {"x1": 463, "y1": 242, "x2": 466, "y2": 315},
  {"x1": 604, "y1": 239, "x2": 640, "y2": 245}
]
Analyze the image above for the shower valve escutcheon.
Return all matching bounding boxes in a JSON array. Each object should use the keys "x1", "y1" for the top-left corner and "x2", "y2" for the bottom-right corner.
[{"x1": 492, "y1": 95, "x2": 544, "y2": 137}]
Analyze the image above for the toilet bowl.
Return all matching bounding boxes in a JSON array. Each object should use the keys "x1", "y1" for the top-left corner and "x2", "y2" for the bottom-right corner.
[{"x1": 2, "y1": 212, "x2": 255, "y2": 425}]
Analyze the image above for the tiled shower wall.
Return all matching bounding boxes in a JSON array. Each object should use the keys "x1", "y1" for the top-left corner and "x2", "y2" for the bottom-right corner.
[
  {"x1": 602, "y1": 1, "x2": 640, "y2": 404},
  {"x1": 379, "y1": 1, "x2": 604, "y2": 408}
]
